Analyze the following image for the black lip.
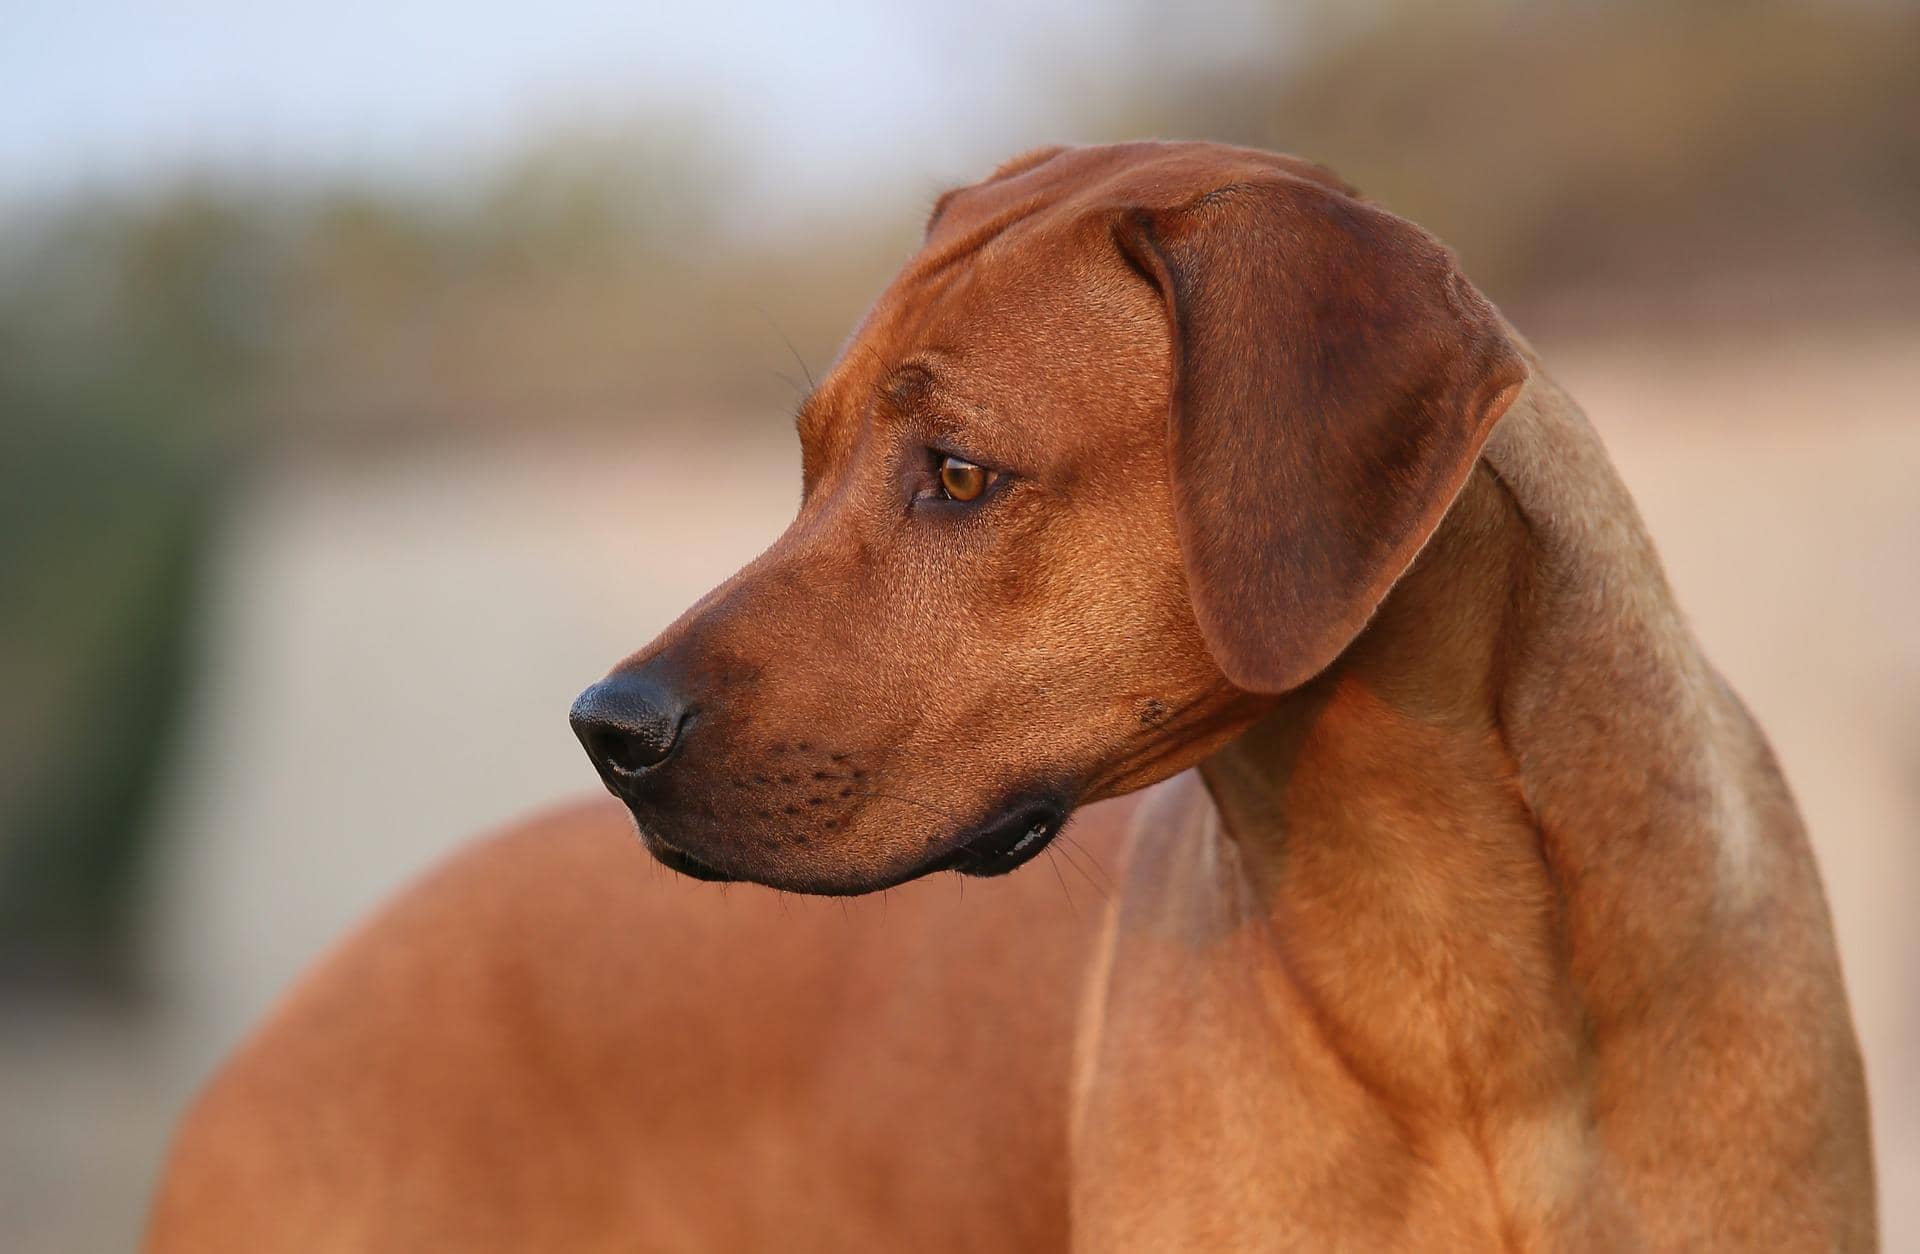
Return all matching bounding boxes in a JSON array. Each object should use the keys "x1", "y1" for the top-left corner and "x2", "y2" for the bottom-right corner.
[
  {"x1": 613, "y1": 782, "x2": 1073, "y2": 892},
  {"x1": 943, "y1": 798, "x2": 1071, "y2": 878}
]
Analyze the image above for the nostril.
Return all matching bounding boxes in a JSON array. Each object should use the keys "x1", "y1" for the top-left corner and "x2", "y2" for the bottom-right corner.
[
  {"x1": 569, "y1": 674, "x2": 688, "y2": 782},
  {"x1": 584, "y1": 724, "x2": 673, "y2": 774}
]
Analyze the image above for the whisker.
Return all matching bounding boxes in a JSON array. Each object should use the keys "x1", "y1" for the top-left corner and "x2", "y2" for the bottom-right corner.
[
  {"x1": 1044, "y1": 847, "x2": 1080, "y2": 921},
  {"x1": 1056, "y1": 832, "x2": 1114, "y2": 900},
  {"x1": 845, "y1": 789, "x2": 962, "y2": 823},
  {"x1": 854, "y1": 339, "x2": 892, "y2": 381},
  {"x1": 767, "y1": 367, "x2": 808, "y2": 399},
  {"x1": 755, "y1": 305, "x2": 818, "y2": 394}
]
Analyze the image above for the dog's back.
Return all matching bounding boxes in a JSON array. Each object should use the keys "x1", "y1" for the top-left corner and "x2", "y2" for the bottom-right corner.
[{"x1": 147, "y1": 794, "x2": 1135, "y2": 1252}]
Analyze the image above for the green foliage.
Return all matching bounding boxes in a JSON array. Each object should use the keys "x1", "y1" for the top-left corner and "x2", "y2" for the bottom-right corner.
[{"x1": 0, "y1": 194, "x2": 264, "y2": 984}]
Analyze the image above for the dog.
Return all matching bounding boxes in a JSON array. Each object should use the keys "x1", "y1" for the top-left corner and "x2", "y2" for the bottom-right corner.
[{"x1": 147, "y1": 141, "x2": 1875, "y2": 1250}]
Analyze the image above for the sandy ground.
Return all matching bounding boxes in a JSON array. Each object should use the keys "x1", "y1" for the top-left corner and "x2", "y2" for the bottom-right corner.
[{"x1": 2, "y1": 321, "x2": 1914, "y2": 1250}]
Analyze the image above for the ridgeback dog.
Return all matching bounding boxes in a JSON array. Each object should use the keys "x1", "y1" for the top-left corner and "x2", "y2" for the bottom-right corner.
[{"x1": 148, "y1": 142, "x2": 1875, "y2": 1250}]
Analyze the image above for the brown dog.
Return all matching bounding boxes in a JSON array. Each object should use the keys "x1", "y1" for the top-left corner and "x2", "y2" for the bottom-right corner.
[{"x1": 148, "y1": 142, "x2": 1875, "y2": 1250}]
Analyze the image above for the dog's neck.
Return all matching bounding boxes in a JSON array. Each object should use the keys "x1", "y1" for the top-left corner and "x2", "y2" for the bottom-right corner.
[
  {"x1": 1198, "y1": 452, "x2": 1584, "y2": 1123},
  {"x1": 1192, "y1": 368, "x2": 1760, "y2": 1169}
]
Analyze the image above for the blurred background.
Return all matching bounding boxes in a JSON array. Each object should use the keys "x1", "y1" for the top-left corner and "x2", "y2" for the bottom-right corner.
[{"x1": 2, "y1": 0, "x2": 1916, "y2": 1247}]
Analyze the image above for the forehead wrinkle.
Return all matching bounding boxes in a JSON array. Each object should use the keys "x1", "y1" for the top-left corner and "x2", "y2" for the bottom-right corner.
[
  {"x1": 900, "y1": 367, "x2": 1032, "y2": 456},
  {"x1": 924, "y1": 144, "x2": 1069, "y2": 236},
  {"x1": 876, "y1": 359, "x2": 934, "y2": 412},
  {"x1": 848, "y1": 197, "x2": 1110, "y2": 455},
  {"x1": 902, "y1": 195, "x2": 1055, "y2": 288}
]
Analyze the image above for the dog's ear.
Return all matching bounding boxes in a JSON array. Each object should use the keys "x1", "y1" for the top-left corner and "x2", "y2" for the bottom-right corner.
[{"x1": 1114, "y1": 178, "x2": 1527, "y2": 694}]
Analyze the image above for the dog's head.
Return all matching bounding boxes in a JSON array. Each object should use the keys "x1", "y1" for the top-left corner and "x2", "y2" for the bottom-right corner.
[{"x1": 571, "y1": 142, "x2": 1525, "y2": 893}]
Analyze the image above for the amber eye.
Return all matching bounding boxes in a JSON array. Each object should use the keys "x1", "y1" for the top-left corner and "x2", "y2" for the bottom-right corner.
[{"x1": 938, "y1": 455, "x2": 992, "y2": 502}]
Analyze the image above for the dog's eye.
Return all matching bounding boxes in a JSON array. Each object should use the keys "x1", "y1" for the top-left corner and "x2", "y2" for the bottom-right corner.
[{"x1": 938, "y1": 455, "x2": 994, "y2": 502}]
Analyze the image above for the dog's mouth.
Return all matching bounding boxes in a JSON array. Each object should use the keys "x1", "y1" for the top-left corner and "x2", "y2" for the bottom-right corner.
[
  {"x1": 936, "y1": 799, "x2": 1071, "y2": 878},
  {"x1": 641, "y1": 832, "x2": 736, "y2": 883},
  {"x1": 623, "y1": 791, "x2": 1072, "y2": 891}
]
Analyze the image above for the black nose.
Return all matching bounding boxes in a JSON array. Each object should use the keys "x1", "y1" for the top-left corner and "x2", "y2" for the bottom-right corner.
[{"x1": 570, "y1": 672, "x2": 687, "y2": 784}]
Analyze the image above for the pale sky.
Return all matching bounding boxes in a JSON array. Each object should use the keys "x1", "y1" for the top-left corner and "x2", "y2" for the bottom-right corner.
[{"x1": 0, "y1": 1, "x2": 1293, "y2": 206}]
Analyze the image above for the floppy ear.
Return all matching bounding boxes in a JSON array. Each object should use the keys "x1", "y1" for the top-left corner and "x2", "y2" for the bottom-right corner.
[{"x1": 1114, "y1": 178, "x2": 1527, "y2": 694}]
